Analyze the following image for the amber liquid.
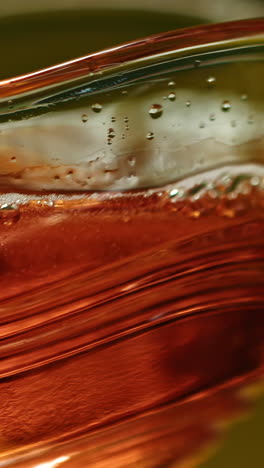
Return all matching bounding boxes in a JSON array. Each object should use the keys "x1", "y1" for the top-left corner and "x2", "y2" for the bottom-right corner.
[{"x1": 0, "y1": 169, "x2": 264, "y2": 467}]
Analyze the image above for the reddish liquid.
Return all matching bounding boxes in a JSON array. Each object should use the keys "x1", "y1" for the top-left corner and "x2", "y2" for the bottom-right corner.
[{"x1": 0, "y1": 176, "x2": 264, "y2": 466}]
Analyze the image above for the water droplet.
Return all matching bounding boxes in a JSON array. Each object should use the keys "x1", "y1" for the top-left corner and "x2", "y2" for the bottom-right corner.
[
  {"x1": 241, "y1": 94, "x2": 248, "y2": 101},
  {"x1": 206, "y1": 76, "x2": 216, "y2": 87},
  {"x1": 231, "y1": 120, "x2": 237, "y2": 127},
  {"x1": 82, "y1": 114, "x2": 88, "y2": 123},
  {"x1": 111, "y1": 116, "x2": 116, "y2": 122},
  {"x1": 108, "y1": 128, "x2": 116, "y2": 139},
  {"x1": 149, "y1": 104, "x2": 163, "y2": 119},
  {"x1": 10, "y1": 156, "x2": 16, "y2": 162},
  {"x1": 168, "y1": 92, "x2": 176, "y2": 101},
  {"x1": 125, "y1": 125, "x2": 130, "y2": 131},
  {"x1": 146, "y1": 131, "x2": 155, "y2": 140},
  {"x1": 248, "y1": 115, "x2": 254, "y2": 124},
  {"x1": 209, "y1": 113, "x2": 216, "y2": 121},
  {"x1": 199, "y1": 122, "x2": 205, "y2": 129},
  {"x1": 185, "y1": 100, "x2": 191, "y2": 107},
  {"x1": 124, "y1": 117, "x2": 129, "y2": 123},
  {"x1": 122, "y1": 90, "x2": 128, "y2": 95},
  {"x1": 168, "y1": 80, "x2": 175, "y2": 87},
  {"x1": 91, "y1": 103, "x2": 103, "y2": 113},
  {"x1": 221, "y1": 100, "x2": 231, "y2": 112},
  {"x1": 8, "y1": 100, "x2": 13, "y2": 110}
]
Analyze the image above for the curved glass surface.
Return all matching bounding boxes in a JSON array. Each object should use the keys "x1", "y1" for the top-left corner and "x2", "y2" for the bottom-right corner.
[{"x1": 0, "y1": 18, "x2": 263, "y2": 468}]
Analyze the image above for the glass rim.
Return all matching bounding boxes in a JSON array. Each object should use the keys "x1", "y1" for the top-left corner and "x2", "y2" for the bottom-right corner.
[{"x1": 0, "y1": 17, "x2": 263, "y2": 99}]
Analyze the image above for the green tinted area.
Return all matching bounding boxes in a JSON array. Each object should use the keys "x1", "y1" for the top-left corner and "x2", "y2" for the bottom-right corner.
[
  {"x1": 199, "y1": 391, "x2": 264, "y2": 468},
  {"x1": 0, "y1": 9, "x2": 206, "y2": 80}
]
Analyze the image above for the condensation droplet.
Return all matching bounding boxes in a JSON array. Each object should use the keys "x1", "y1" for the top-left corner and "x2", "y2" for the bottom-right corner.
[
  {"x1": 8, "y1": 100, "x2": 13, "y2": 109},
  {"x1": 231, "y1": 120, "x2": 237, "y2": 127},
  {"x1": 248, "y1": 116, "x2": 254, "y2": 124},
  {"x1": 146, "y1": 131, "x2": 155, "y2": 140},
  {"x1": 125, "y1": 125, "x2": 130, "y2": 131},
  {"x1": 111, "y1": 116, "x2": 116, "y2": 122},
  {"x1": 206, "y1": 76, "x2": 216, "y2": 87},
  {"x1": 82, "y1": 114, "x2": 88, "y2": 122},
  {"x1": 194, "y1": 59, "x2": 201, "y2": 67},
  {"x1": 122, "y1": 90, "x2": 128, "y2": 95},
  {"x1": 185, "y1": 100, "x2": 191, "y2": 107},
  {"x1": 91, "y1": 103, "x2": 103, "y2": 113},
  {"x1": 149, "y1": 104, "x2": 163, "y2": 119},
  {"x1": 199, "y1": 122, "x2": 205, "y2": 129},
  {"x1": 168, "y1": 80, "x2": 175, "y2": 87},
  {"x1": 124, "y1": 117, "x2": 129, "y2": 123},
  {"x1": 221, "y1": 100, "x2": 231, "y2": 112},
  {"x1": 209, "y1": 113, "x2": 216, "y2": 121},
  {"x1": 168, "y1": 92, "x2": 176, "y2": 101},
  {"x1": 108, "y1": 128, "x2": 116, "y2": 138},
  {"x1": 241, "y1": 94, "x2": 248, "y2": 101},
  {"x1": 10, "y1": 156, "x2": 16, "y2": 162}
]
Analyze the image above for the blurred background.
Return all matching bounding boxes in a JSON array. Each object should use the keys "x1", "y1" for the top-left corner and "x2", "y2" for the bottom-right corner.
[{"x1": 0, "y1": 0, "x2": 263, "y2": 79}]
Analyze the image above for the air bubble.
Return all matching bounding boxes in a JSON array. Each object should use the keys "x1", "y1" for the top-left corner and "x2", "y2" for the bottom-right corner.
[
  {"x1": 0, "y1": 204, "x2": 20, "y2": 225},
  {"x1": 206, "y1": 76, "x2": 216, "y2": 87},
  {"x1": 168, "y1": 80, "x2": 175, "y2": 87},
  {"x1": 185, "y1": 100, "x2": 191, "y2": 107},
  {"x1": 91, "y1": 103, "x2": 103, "y2": 113},
  {"x1": 82, "y1": 114, "x2": 88, "y2": 122},
  {"x1": 169, "y1": 188, "x2": 179, "y2": 198},
  {"x1": 128, "y1": 156, "x2": 136, "y2": 167},
  {"x1": 149, "y1": 104, "x2": 163, "y2": 119},
  {"x1": 108, "y1": 128, "x2": 116, "y2": 138},
  {"x1": 251, "y1": 176, "x2": 260, "y2": 186},
  {"x1": 168, "y1": 92, "x2": 176, "y2": 101},
  {"x1": 146, "y1": 132, "x2": 155, "y2": 140},
  {"x1": 221, "y1": 100, "x2": 231, "y2": 112}
]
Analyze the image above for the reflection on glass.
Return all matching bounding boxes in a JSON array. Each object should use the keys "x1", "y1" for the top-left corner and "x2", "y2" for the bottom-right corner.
[{"x1": 0, "y1": 17, "x2": 263, "y2": 468}]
